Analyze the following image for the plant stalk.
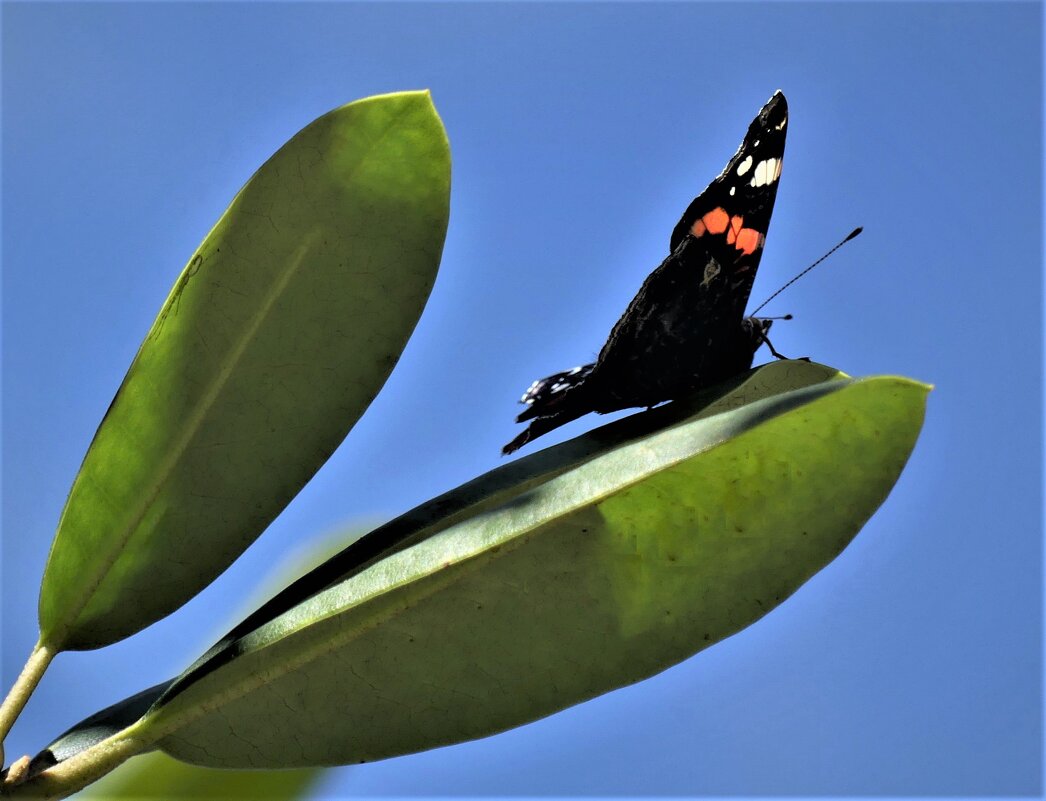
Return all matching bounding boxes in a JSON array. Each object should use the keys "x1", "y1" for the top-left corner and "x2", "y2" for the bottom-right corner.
[
  {"x1": 0, "y1": 642, "x2": 55, "y2": 748},
  {"x1": 1, "y1": 722, "x2": 150, "y2": 800}
]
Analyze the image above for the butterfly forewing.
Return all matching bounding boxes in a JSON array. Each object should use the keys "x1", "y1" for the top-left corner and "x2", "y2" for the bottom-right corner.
[
  {"x1": 587, "y1": 91, "x2": 788, "y2": 410},
  {"x1": 669, "y1": 91, "x2": 788, "y2": 259},
  {"x1": 504, "y1": 91, "x2": 789, "y2": 454}
]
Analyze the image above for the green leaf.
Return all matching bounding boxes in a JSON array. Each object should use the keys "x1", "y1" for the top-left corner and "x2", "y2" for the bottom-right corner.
[
  {"x1": 168, "y1": 360, "x2": 850, "y2": 672},
  {"x1": 32, "y1": 362, "x2": 837, "y2": 774},
  {"x1": 82, "y1": 751, "x2": 322, "y2": 800},
  {"x1": 38, "y1": 90, "x2": 451, "y2": 651},
  {"x1": 117, "y1": 365, "x2": 927, "y2": 768}
]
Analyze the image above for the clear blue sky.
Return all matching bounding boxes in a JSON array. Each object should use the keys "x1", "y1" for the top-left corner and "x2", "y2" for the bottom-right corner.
[{"x1": 2, "y1": 2, "x2": 1041, "y2": 796}]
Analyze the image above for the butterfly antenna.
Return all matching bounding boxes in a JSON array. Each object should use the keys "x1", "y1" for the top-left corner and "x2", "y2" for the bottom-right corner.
[{"x1": 750, "y1": 227, "x2": 862, "y2": 317}]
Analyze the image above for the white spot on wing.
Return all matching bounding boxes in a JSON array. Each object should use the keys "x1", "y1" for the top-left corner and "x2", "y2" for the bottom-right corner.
[
  {"x1": 521, "y1": 380, "x2": 541, "y2": 404},
  {"x1": 749, "y1": 158, "x2": 780, "y2": 188},
  {"x1": 736, "y1": 155, "x2": 753, "y2": 177},
  {"x1": 729, "y1": 186, "x2": 736, "y2": 196},
  {"x1": 752, "y1": 159, "x2": 768, "y2": 187}
]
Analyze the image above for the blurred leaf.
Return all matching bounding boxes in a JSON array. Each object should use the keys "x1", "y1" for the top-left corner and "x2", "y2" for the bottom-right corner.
[
  {"x1": 115, "y1": 366, "x2": 927, "y2": 768},
  {"x1": 83, "y1": 751, "x2": 322, "y2": 800},
  {"x1": 38, "y1": 90, "x2": 451, "y2": 651}
]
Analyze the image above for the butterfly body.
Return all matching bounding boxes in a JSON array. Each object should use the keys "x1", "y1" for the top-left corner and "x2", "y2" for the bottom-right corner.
[{"x1": 505, "y1": 91, "x2": 788, "y2": 455}]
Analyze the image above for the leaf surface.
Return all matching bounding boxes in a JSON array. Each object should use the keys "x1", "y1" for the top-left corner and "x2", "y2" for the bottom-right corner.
[
  {"x1": 122, "y1": 365, "x2": 928, "y2": 767},
  {"x1": 38, "y1": 90, "x2": 451, "y2": 650}
]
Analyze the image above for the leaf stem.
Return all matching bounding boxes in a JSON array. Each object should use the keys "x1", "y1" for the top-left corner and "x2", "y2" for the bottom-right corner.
[
  {"x1": 1, "y1": 721, "x2": 150, "y2": 800},
  {"x1": 0, "y1": 642, "x2": 55, "y2": 748}
]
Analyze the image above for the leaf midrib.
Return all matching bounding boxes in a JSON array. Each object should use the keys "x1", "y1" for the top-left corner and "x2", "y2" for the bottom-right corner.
[{"x1": 49, "y1": 101, "x2": 418, "y2": 646}]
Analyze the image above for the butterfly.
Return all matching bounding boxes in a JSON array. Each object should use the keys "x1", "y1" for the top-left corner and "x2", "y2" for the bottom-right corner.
[{"x1": 504, "y1": 91, "x2": 790, "y2": 455}]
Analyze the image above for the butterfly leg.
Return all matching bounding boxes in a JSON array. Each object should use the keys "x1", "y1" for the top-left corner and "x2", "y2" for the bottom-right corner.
[{"x1": 759, "y1": 330, "x2": 810, "y2": 362}]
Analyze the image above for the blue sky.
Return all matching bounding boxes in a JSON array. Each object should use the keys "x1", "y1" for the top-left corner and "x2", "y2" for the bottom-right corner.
[{"x1": 2, "y1": 2, "x2": 1041, "y2": 797}]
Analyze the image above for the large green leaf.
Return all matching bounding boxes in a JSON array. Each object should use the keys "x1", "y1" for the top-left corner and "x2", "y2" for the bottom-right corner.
[
  {"x1": 38, "y1": 90, "x2": 451, "y2": 651},
  {"x1": 30, "y1": 362, "x2": 839, "y2": 777},
  {"x1": 113, "y1": 366, "x2": 926, "y2": 768},
  {"x1": 165, "y1": 360, "x2": 849, "y2": 679}
]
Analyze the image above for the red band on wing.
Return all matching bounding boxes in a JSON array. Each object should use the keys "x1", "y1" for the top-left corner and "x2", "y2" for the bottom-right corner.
[
  {"x1": 696, "y1": 207, "x2": 730, "y2": 237},
  {"x1": 690, "y1": 207, "x2": 764, "y2": 256},
  {"x1": 734, "y1": 227, "x2": 762, "y2": 255}
]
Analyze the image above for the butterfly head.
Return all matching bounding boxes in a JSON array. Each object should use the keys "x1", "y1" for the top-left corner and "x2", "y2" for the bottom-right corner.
[{"x1": 741, "y1": 316, "x2": 774, "y2": 355}]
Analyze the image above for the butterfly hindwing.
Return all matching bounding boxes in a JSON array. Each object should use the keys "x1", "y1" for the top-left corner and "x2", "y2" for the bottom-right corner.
[{"x1": 516, "y1": 363, "x2": 595, "y2": 423}]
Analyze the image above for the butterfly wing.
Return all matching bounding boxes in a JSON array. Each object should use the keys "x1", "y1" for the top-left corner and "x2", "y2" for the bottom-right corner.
[
  {"x1": 669, "y1": 90, "x2": 788, "y2": 259},
  {"x1": 585, "y1": 91, "x2": 788, "y2": 411},
  {"x1": 516, "y1": 363, "x2": 596, "y2": 423},
  {"x1": 504, "y1": 91, "x2": 789, "y2": 453}
]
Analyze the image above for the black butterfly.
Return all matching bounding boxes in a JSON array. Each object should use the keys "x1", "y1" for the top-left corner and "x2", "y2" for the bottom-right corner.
[{"x1": 504, "y1": 91, "x2": 790, "y2": 455}]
